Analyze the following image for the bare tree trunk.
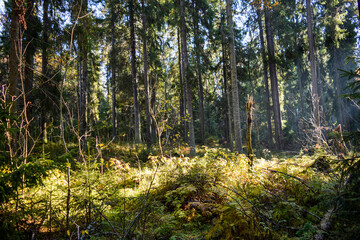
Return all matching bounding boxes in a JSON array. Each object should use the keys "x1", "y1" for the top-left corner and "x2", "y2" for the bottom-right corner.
[
  {"x1": 79, "y1": 0, "x2": 88, "y2": 152},
  {"x1": 142, "y1": 0, "x2": 152, "y2": 147},
  {"x1": 264, "y1": 7, "x2": 282, "y2": 150},
  {"x1": 7, "y1": 0, "x2": 24, "y2": 158},
  {"x1": 333, "y1": 47, "x2": 345, "y2": 127},
  {"x1": 193, "y1": 0, "x2": 205, "y2": 144},
  {"x1": 306, "y1": 0, "x2": 321, "y2": 143},
  {"x1": 221, "y1": 15, "x2": 233, "y2": 151},
  {"x1": 246, "y1": 96, "x2": 254, "y2": 166},
  {"x1": 177, "y1": 28, "x2": 187, "y2": 143},
  {"x1": 295, "y1": 57, "x2": 305, "y2": 118},
  {"x1": 130, "y1": 0, "x2": 141, "y2": 144},
  {"x1": 180, "y1": 0, "x2": 196, "y2": 156},
  {"x1": 24, "y1": 0, "x2": 37, "y2": 133},
  {"x1": 42, "y1": 0, "x2": 49, "y2": 143},
  {"x1": 226, "y1": 0, "x2": 242, "y2": 153},
  {"x1": 257, "y1": 10, "x2": 274, "y2": 148},
  {"x1": 8, "y1": 0, "x2": 22, "y2": 109},
  {"x1": 110, "y1": 9, "x2": 117, "y2": 139}
]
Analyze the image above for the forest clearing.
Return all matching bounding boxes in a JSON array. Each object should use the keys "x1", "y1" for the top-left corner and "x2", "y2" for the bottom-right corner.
[{"x1": 1, "y1": 0, "x2": 360, "y2": 239}]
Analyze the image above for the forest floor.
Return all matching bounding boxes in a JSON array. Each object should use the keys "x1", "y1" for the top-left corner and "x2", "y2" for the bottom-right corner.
[{"x1": 1, "y1": 143, "x2": 360, "y2": 240}]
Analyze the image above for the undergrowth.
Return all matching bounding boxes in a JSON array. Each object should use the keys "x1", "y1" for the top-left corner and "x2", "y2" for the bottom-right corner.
[{"x1": 0, "y1": 143, "x2": 359, "y2": 239}]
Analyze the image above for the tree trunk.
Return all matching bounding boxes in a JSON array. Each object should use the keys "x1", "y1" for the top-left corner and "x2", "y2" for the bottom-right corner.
[
  {"x1": 79, "y1": 0, "x2": 88, "y2": 151},
  {"x1": 306, "y1": 0, "x2": 321, "y2": 143},
  {"x1": 142, "y1": 0, "x2": 152, "y2": 147},
  {"x1": 226, "y1": 0, "x2": 242, "y2": 153},
  {"x1": 180, "y1": 0, "x2": 196, "y2": 156},
  {"x1": 110, "y1": 7, "x2": 117, "y2": 139},
  {"x1": 221, "y1": 15, "x2": 233, "y2": 151},
  {"x1": 193, "y1": 0, "x2": 205, "y2": 145},
  {"x1": 24, "y1": 0, "x2": 36, "y2": 128},
  {"x1": 334, "y1": 47, "x2": 345, "y2": 128},
  {"x1": 295, "y1": 57, "x2": 305, "y2": 118},
  {"x1": 8, "y1": 0, "x2": 22, "y2": 109},
  {"x1": 246, "y1": 96, "x2": 254, "y2": 166},
  {"x1": 8, "y1": 0, "x2": 24, "y2": 158},
  {"x1": 42, "y1": 0, "x2": 49, "y2": 143},
  {"x1": 130, "y1": 0, "x2": 141, "y2": 144},
  {"x1": 264, "y1": 7, "x2": 282, "y2": 150},
  {"x1": 257, "y1": 10, "x2": 274, "y2": 148},
  {"x1": 177, "y1": 28, "x2": 187, "y2": 143}
]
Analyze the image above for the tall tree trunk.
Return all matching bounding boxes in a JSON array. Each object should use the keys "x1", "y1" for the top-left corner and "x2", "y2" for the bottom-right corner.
[
  {"x1": 79, "y1": 0, "x2": 88, "y2": 151},
  {"x1": 110, "y1": 6, "x2": 117, "y2": 139},
  {"x1": 295, "y1": 57, "x2": 305, "y2": 118},
  {"x1": 257, "y1": 10, "x2": 274, "y2": 148},
  {"x1": 334, "y1": 47, "x2": 345, "y2": 127},
  {"x1": 24, "y1": 0, "x2": 36, "y2": 129},
  {"x1": 221, "y1": 15, "x2": 233, "y2": 151},
  {"x1": 142, "y1": 0, "x2": 152, "y2": 147},
  {"x1": 8, "y1": 0, "x2": 22, "y2": 109},
  {"x1": 130, "y1": 0, "x2": 141, "y2": 143},
  {"x1": 8, "y1": 0, "x2": 24, "y2": 158},
  {"x1": 42, "y1": 0, "x2": 49, "y2": 143},
  {"x1": 306, "y1": 0, "x2": 321, "y2": 143},
  {"x1": 180, "y1": 0, "x2": 196, "y2": 155},
  {"x1": 177, "y1": 28, "x2": 187, "y2": 143},
  {"x1": 226, "y1": 0, "x2": 242, "y2": 152},
  {"x1": 193, "y1": 0, "x2": 205, "y2": 144},
  {"x1": 264, "y1": 7, "x2": 282, "y2": 150},
  {"x1": 292, "y1": 15, "x2": 305, "y2": 119}
]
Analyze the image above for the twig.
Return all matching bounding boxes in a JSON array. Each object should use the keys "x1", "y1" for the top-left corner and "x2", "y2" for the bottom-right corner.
[{"x1": 98, "y1": 210, "x2": 122, "y2": 239}]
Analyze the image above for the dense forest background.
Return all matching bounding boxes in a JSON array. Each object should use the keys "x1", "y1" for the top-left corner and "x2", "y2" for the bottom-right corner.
[{"x1": 0, "y1": 0, "x2": 360, "y2": 239}]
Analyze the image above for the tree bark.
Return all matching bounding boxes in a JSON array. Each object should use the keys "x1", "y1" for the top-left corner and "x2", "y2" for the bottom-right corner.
[
  {"x1": 306, "y1": 0, "x2": 321, "y2": 143},
  {"x1": 8, "y1": 0, "x2": 22, "y2": 109},
  {"x1": 221, "y1": 15, "x2": 233, "y2": 152},
  {"x1": 295, "y1": 57, "x2": 305, "y2": 118},
  {"x1": 180, "y1": 0, "x2": 196, "y2": 155},
  {"x1": 24, "y1": 0, "x2": 36, "y2": 127},
  {"x1": 79, "y1": 0, "x2": 88, "y2": 151},
  {"x1": 334, "y1": 47, "x2": 345, "y2": 127},
  {"x1": 226, "y1": 0, "x2": 243, "y2": 153},
  {"x1": 257, "y1": 10, "x2": 274, "y2": 148},
  {"x1": 7, "y1": 0, "x2": 24, "y2": 158},
  {"x1": 178, "y1": 27, "x2": 187, "y2": 143},
  {"x1": 130, "y1": 0, "x2": 141, "y2": 144},
  {"x1": 246, "y1": 96, "x2": 254, "y2": 166},
  {"x1": 110, "y1": 5, "x2": 117, "y2": 139},
  {"x1": 42, "y1": 0, "x2": 49, "y2": 143},
  {"x1": 142, "y1": 0, "x2": 152, "y2": 147},
  {"x1": 264, "y1": 7, "x2": 282, "y2": 150},
  {"x1": 193, "y1": 0, "x2": 205, "y2": 144}
]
